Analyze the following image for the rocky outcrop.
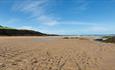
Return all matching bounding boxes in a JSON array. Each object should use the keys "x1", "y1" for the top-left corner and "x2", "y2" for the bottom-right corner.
[{"x1": 95, "y1": 36, "x2": 115, "y2": 43}]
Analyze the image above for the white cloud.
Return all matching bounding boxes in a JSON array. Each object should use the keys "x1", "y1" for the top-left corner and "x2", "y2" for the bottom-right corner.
[
  {"x1": 12, "y1": 0, "x2": 59, "y2": 26},
  {"x1": 12, "y1": 0, "x2": 91, "y2": 26},
  {"x1": 12, "y1": 0, "x2": 47, "y2": 16}
]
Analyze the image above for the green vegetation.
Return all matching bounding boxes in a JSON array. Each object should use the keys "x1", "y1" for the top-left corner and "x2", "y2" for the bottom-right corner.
[
  {"x1": 103, "y1": 36, "x2": 115, "y2": 43},
  {"x1": 63, "y1": 37, "x2": 69, "y2": 39},
  {"x1": 96, "y1": 36, "x2": 115, "y2": 43},
  {"x1": 0, "y1": 25, "x2": 48, "y2": 36},
  {"x1": 63, "y1": 37, "x2": 87, "y2": 40},
  {"x1": 0, "y1": 25, "x2": 16, "y2": 30}
]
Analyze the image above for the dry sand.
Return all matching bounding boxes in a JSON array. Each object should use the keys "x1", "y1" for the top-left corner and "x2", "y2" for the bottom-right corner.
[{"x1": 0, "y1": 36, "x2": 115, "y2": 70}]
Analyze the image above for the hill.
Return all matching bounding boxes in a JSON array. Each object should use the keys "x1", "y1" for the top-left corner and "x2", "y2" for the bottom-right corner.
[{"x1": 0, "y1": 25, "x2": 48, "y2": 36}]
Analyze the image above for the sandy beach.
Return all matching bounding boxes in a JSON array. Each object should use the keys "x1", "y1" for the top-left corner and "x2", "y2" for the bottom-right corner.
[{"x1": 0, "y1": 36, "x2": 115, "y2": 70}]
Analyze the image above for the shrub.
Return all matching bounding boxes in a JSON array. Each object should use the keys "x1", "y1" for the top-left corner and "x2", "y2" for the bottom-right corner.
[{"x1": 63, "y1": 37, "x2": 69, "y2": 39}]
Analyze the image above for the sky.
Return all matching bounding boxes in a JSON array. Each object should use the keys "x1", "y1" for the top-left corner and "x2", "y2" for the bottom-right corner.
[{"x1": 0, "y1": 0, "x2": 115, "y2": 35}]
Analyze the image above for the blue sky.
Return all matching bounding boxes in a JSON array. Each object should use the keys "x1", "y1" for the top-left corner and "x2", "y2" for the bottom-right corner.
[{"x1": 0, "y1": 0, "x2": 115, "y2": 35}]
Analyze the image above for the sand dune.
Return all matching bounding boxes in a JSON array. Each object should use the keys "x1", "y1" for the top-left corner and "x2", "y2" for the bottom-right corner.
[{"x1": 0, "y1": 36, "x2": 115, "y2": 70}]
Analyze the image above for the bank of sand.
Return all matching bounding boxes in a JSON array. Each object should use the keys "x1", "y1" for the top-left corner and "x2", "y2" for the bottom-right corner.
[{"x1": 0, "y1": 36, "x2": 115, "y2": 70}]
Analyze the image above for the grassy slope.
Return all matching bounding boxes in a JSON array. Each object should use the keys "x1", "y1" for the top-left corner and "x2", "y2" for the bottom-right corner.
[
  {"x1": 0, "y1": 25, "x2": 16, "y2": 30},
  {"x1": 0, "y1": 25, "x2": 49, "y2": 36}
]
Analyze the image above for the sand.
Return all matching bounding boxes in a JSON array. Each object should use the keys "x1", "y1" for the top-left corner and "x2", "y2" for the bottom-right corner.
[{"x1": 0, "y1": 36, "x2": 115, "y2": 70}]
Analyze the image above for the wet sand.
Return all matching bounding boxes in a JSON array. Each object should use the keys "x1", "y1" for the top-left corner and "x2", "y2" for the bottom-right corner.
[{"x1": 0, "y1": 36, "x2": 115, "y2": 70}]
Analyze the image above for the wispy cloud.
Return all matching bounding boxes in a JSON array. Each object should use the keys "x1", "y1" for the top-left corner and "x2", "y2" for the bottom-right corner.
[
  {"x1": 77, "y1": 2, "x2": 89, "y2": 11},
  {"x1": 111, "y1": 0, "x2": 115, "y2": 2},
  {"x1": 87, "y1": 26, "x2": 108, "y2": 32},
  {"x1": 37, "y1": 15, "x2": 59, "y2": 26},
  {"x1": 6, "y1": 18, "x2": 19, "y2": 24},
  {"x1": 71, "y1": 0, "x2": 90, "y2": 14},
  {"x1": 12, "y1": 0, "x2": 46, "y2": 16},
  {"x1": 0, "y1": 18, "x2": 19, "y2": 25},
  {"x1": 12, "y1": 0, "x2": 59, "y2": 26},
  {"x1": 59, "y1": 21, "x2": 97, "y2": 26},
  {"x1": 17, "y1": 26, "x2": 38, "y2": 31},
  {"x1": 12, "y1": 0, "x2": 90, "y2": 26}
]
